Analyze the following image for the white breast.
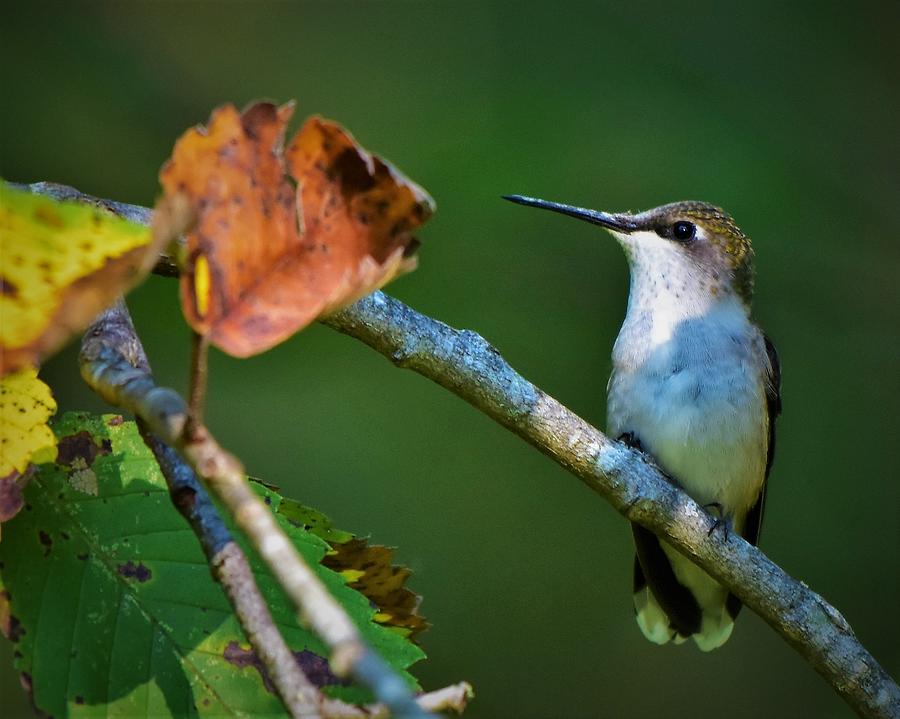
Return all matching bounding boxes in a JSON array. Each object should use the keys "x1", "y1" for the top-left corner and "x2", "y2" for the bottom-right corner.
[{"x1": 607, "y1": 299, "x2": 769, "y2": 517}]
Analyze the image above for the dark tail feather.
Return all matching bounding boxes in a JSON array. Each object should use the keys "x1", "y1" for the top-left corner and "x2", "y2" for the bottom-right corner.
[{"x1": 632, "y1": 523, "x2": 701, "y2": 637}]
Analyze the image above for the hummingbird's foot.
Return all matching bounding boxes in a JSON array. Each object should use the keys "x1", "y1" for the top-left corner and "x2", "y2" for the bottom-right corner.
[
  {"x1": 617, "y1": 432, "x2": 645, "y2": 451},
  {"x1": 703, "y1": 502, "x2": 732, "y2": 541}
]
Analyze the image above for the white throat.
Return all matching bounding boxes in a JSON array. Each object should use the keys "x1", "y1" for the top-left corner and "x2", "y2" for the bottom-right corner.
[{"x1": 611, "y1": 229, "x2": 748, "y2": 358}]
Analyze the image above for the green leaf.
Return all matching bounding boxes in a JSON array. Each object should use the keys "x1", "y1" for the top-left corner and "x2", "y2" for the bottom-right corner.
[{"x1": 0, "y1": 412, "x2": 424, "y2": 717}]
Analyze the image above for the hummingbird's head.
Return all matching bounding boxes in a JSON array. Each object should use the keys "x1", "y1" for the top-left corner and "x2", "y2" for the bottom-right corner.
[{"x1": 504, "y1": 196, "x2": 755, "y2": 305}]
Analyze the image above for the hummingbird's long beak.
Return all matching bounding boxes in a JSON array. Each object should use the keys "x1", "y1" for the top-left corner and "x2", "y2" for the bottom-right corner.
[{"x1": 503, "y1": 194, "x2": 636, "y2": 233}]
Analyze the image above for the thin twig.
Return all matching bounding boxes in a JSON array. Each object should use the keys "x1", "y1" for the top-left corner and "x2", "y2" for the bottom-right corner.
[
  {"x1": 188, "y1": 330, "x2": 210, "y2": 424},
  {"x1": 85, "y1": 300, "x2": 324, "y2": 718},
  {"x1": 26, "y1": 181, "x2": 900, "y2": 719},
  {"x1": 322, "y1": 682, "x2": 473, "y2": 718}
]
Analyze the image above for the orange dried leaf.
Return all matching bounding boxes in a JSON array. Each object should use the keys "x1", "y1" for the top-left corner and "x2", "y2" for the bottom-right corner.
[{"x1": 156, "y1": 102, "x2": 434, "y2": 358}]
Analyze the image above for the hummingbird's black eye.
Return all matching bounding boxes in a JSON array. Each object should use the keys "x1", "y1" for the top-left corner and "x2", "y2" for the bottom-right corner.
[{"x1": 672, "y1": 221, "x2": 696, "y2": 242}]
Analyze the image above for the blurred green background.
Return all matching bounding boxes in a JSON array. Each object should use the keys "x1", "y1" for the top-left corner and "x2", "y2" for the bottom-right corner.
[{"x1": 2, "y1": 2, "x2": 898, "y2": 717}]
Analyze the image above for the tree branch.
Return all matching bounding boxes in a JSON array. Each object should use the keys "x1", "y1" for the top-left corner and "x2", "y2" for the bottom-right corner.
[
  {"x1": 23, "y1": 181, "x2": 900, "y2": 719},
  {"x1": 325, "y1": 293, "x2": 900, "y2": 717}
]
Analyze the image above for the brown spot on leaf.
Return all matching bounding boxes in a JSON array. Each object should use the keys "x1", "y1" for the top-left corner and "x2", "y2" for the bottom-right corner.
[
  {"x1": 38, "y1": 530, "x2": 52, "y2": 556},
  {"x1": 1, "y1": 590, "x2": 25, "y2": 641},
  {"x1": 0, "y1": 472, "x2": 25, "y2": 522},
  {"x1": 1, "y1": 277, "x2": 18, "y2": 298},
  {"x1": 223, "y1": 642, "x2": 276, "y2": 694},
  {"x1": 55, "y1": 431, "x2": 111, "y2": 468},
  {"x1": 294, "y1": 649, "x2": 347, "y2": 688},
  {"x1": 331, "y1": 147, "x2": 377, "y2": 196},
  {"x1": 6, "y1": 615, "x2": 24, "y2": 643},
  {"x1": 117, "y1": 561, "x2": 152, "y2": 582},
  {"x1": 34, "y1": 205, "x2": 64, "y2": 228},
  {"x1": 223, "y1": 641, "x2": 347, "y2": 692},
  {"x1": 240, "y1": 101, "x2": 281, "y2": 141},
  {"x1": 107, "y1": 415, "x2": 124, "y2": 426}
]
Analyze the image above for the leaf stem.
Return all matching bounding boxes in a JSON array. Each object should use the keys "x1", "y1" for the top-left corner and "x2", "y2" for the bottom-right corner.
[{"x1": 188, "y1": 330, "x2": 209, "y2": 425}]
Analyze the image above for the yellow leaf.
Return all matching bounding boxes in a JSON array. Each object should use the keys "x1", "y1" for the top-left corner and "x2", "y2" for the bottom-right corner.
[
  {"x1": 0, "y1": 182, "x2": 165, "y2": 375},
  {"x1": 0, "y1": 367, "x2": 57, "y2": 477}
]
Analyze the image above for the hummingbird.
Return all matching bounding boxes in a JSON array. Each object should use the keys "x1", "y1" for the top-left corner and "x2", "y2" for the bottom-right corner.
[{"x1": 504, "y1": 195, "x2": 781, "y2": 650}]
